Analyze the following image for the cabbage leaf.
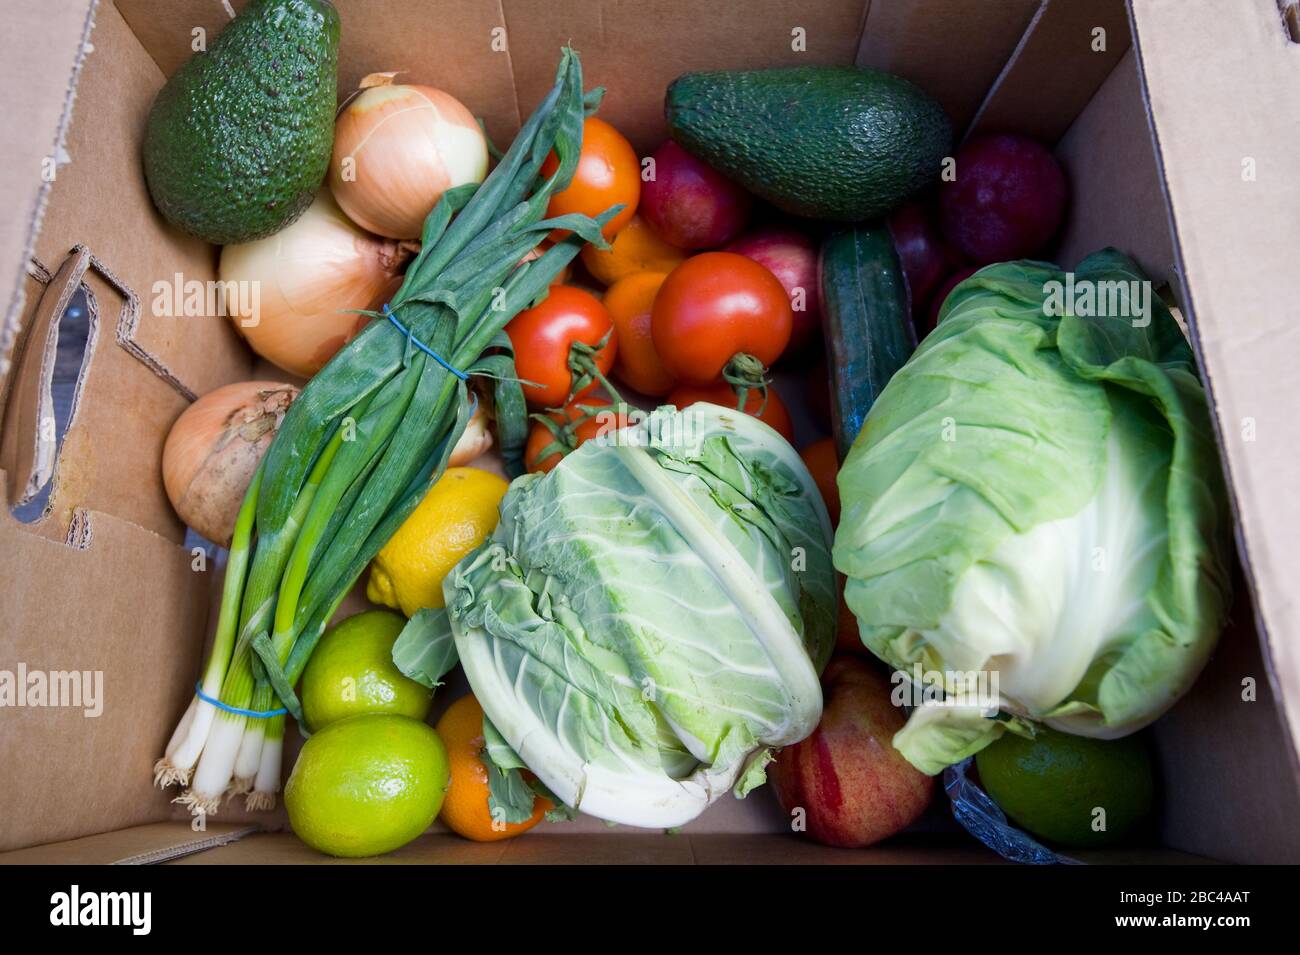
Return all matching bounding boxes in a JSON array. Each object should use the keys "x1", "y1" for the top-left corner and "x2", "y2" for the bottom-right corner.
[
  {"x1": 447, "y1": 404, "x2": 834, "y2": 827},
  {"x1": 834, "y1": 249, "x2": 1233, "y2": 774}
]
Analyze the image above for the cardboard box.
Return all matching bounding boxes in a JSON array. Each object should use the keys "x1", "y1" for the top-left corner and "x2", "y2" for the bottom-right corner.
[{"x1": 1, "y1": 0, "x2": 1298, "y2": 864}]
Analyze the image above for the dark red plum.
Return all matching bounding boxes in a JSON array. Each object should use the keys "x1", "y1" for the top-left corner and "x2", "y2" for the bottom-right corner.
[{"x1": 940, "y1": 134, "x2": 1067, "y2": 264}]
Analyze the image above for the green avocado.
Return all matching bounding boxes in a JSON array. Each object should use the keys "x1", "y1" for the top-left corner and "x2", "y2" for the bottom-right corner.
[
  {"x1": 142, "y1": 0, "x2": 340, "y2": 244},
  {"x1": 665, "y1": 66, "x2": 951, "y2": 221}
]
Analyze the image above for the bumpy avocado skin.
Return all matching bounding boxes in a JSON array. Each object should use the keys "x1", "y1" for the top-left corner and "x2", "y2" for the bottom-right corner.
[
  {"x1": 666, "y1": 66, "x2": 952, "y2": 221},
  {"x1": 142, "y1": 0, "x2": 340, "y2": 244}
]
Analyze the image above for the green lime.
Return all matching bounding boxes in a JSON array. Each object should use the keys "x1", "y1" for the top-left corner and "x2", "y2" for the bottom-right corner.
[
  {"x1": 285, "y1": 714, "x2": 450, "y2": 858},
  {"x1": 300, "y1": 609, "x2": 432, "y2": 731},
  {"x1": 975, "y1": 726, "x2": 1154, "y2": 849}
]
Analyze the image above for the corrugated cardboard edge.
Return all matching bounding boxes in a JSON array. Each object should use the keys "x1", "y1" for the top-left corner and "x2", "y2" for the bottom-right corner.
[
  {"x1": 0, "y1": 0, "x2": 97, "y2": 382},
  {"x1": 0, "y1": 248, "x2": 91, "y2": 507},
  {"x1": 1127, "y1": 0, "x2": 1300, "y2": 780},
  {"x1": 113, "y1": 826, "x2": 259, "y2": 865}
]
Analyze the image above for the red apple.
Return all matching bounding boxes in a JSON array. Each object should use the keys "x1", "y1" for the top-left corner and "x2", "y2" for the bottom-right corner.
[
  {"x1": 769, "y1": 656, "x2": 934, "y2": 847},
  {"x1": 888, "y1": 199, "x2": 963, "y2": 320},
  {"x1": 641, "y1": 140, "x2": 751, "y2": 249},
  {"x1": 939, "y1": 133, "x2": 1068, "y2": 264},
  {"x1": 725, "y1": 226, "x2": 821, "y2": 355}
]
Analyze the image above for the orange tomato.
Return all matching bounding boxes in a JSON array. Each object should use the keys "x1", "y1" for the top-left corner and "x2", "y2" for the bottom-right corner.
[
  {"x1": 525, "y1": 397, "x2": 632, "y2": 473},
  {"x1": 436, "y1": 694, "x2": 549, "y2": 842},
  {"x1": 799, "y1": 437, "x2": 841, "y2": 526},
  {"x1": 580, "y1": 214, "x2": 686, "y2": 286},
  {"x1": 540, "y1": 117, "x2": 640, "y2": 239},
  {"x1": 668, "y1": 381, "x2": 795, "y2": 444},
  {"x1": 603, "y1": 272, "x2": 676, "y2": 397}
]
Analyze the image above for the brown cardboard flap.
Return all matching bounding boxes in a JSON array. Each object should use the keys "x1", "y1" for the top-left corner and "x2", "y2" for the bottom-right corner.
[
  {"x1": 0, "y1": 820, "x2": 1217, "y2": 865},
  {"x1": 502, "y1": 0, "x2": 868, "y2": 154},
  {"x1": 856, "y1": 0, "x2": 1041, "y2": 129},
  {"x1": 1052, "y1": 47, "x2": 1176, "y2": 282},
  {"x1": 967, "y1": 0, "x2": 1131, "y2": 142},
  {"x1": 0, "y1": 506, "x2": 210, "y2": 852},
  {"x1": 36, "y1": 2, "x2": 249, "y2": 404},
  {"x1": 163, "y1": 828, "x2": 1007, "y2": 865},
  {"x1": 0, "y1": 821, "x2": 257, "y2": 865},
  {"x1": 0, "y1": 1, "x2": 95, "y2": 391},
  {"x1": 1152, "y1": 590, "x2": 1300, "y2": 864},
  {"x1": 2, "y1": 0, "x2": 1294, "y2": 863},
  {"x1": 1130, "y1": 0, "x2": 1300, "y2": 775},
  {"x1": 116, "y1": 0, "x2": 522, "y2": 145}
]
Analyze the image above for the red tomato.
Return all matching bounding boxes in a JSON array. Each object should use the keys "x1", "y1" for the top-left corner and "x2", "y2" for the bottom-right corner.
[
  {"x1": 668, "y1": 380, "x2": 795, "y2": 444},
  {"x1": 540, "y1": 117, "x2": 640, "y2": 239},
  {"x1": 506, "y1": 286, "x2": 617, "y2": 409},
  {"x1": 525, "y1": 397, "x2": 632, "y2": 473},
  {"x1": 651, "y1": 252, "x2": 792, "y2": 386}
]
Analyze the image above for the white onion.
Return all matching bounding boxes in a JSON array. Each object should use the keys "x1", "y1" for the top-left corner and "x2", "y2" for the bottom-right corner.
[
  {"x1": 330, "y1": 73, "x2": 489, "y2": 239},
  {"x1": 220, "y1": 191, "x2": 409, "y2": 377}
]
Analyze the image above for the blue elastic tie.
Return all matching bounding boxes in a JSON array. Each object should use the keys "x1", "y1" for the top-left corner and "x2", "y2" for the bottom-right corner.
[
  {"x1": 383, "y1": 304, "x2": 469, "y2": 381},
  {"x1": 196, "y1": 682, "x2": 287, "y2": 719}
]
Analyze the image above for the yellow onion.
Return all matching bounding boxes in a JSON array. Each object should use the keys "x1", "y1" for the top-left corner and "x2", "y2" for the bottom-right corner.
[
  {"x1": 330, "y1": 73, "x2": 489, "y2": 239},
  {"x1": 162, "y1": 382, "x2": 298, "y2": 546},
  {"x1": 220, "y1": 192, "x2": 410, "y2": 377}
]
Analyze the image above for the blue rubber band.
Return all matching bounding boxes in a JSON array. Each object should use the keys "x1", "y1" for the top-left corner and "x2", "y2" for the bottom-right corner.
[
  {"x1": 196, "y1": 682, "x2": 287, "y2": 719},
  {"x1": 383, "y1": 304, "x2": 469, "y2": 381}
]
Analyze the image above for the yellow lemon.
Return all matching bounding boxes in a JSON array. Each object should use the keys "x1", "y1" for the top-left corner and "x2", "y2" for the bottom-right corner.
[{"x1": 366, "y1": 467, "x2": 509, "y2": 617}]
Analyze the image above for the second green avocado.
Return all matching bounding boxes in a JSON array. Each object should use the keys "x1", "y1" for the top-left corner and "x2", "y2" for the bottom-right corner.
[
  {"x1": 143, "y1": 0, "x2": 340, "y2": 244},
  {"x1": 666, "y1": 66, "x2": 951, "y2": 221}
]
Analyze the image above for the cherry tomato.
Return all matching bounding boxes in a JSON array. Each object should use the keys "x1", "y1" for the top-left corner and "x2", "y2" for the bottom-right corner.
[
  {"x1": 540, "y1": 117, "x2": 640, "y2": 239},
  {"x1": 525, "y1": 397, "x2": 632, "y2": 473},
  {"x1": 799, "y1": 437, "x2": 840, "y2": 526},
  {"x1": 603, "y1": 272, "x2": 675, "y2": 397},
  {"x1": 668, "y1": 380, "x2": 795, "y2": 444},
  {"x1": 651, "y1": 252, "x2": 792, "y2": 385},
  {"x1": 506, "y1": 286, "x2": 617, "y2": 409}
]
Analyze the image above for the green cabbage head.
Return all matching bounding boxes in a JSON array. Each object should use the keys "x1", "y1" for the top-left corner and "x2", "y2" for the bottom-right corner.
[
  {"x1": 834, "y1": 249, "x2": 1233, "y2": 775},
  {"x1": 447, "y1": 403, "x2": 835, "y2": 827}
]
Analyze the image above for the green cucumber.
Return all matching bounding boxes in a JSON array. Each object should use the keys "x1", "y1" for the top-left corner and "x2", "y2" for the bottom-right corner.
[{"x1": 820, "y1": 223, "x2": 916, "y2": 457}]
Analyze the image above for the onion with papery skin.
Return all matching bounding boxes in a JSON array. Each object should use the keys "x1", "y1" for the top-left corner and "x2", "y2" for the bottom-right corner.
[
  {"x1": 163, "y1": 382, "x2": 298, "y2": 546},
  {"x1": 450, "y1": 399, "x2": 493, "y2": 466},
  {"x1": 220, "y1": 192, "x2": 410, "y2": 378},
  {"x1": 330, "y1": 73, "x2": 489, "y2": 239}
]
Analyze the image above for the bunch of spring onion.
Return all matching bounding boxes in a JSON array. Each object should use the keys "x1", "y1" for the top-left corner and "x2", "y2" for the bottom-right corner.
[{"x1": 155, "y1": 49, "x2": 617, "y2": 814}]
